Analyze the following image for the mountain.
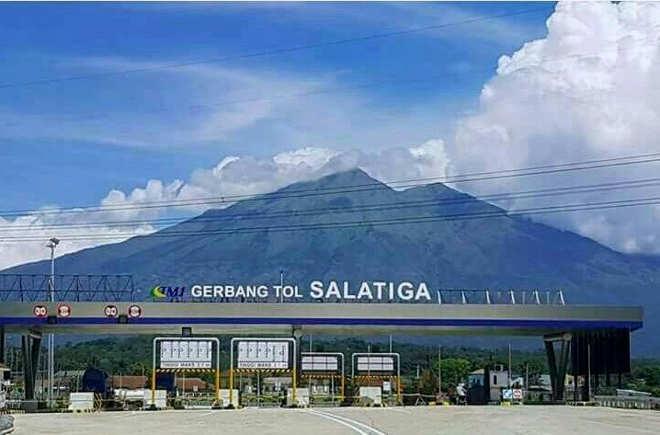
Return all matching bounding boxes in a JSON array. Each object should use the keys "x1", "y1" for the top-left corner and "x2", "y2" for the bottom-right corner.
[{"x1": 4, "y1": 169, "x2": 660, "y2": 354}]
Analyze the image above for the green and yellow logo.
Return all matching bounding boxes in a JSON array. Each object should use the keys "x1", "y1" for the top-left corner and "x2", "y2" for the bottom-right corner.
[
  {"x1": 150, "y1": 285, "x2": 185, "y2": 299},
  {"x1": 150, "y1": 285, "x2": 166, "y2": 298}
]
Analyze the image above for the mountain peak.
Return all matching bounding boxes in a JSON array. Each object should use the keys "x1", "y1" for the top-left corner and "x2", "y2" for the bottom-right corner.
[{"x1": 277, "y1": 167, "x2": 388, "y2": 193}]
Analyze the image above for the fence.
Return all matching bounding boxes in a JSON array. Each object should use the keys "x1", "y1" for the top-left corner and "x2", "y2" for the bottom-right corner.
[{"x1": 594, "y1": 395, "x2": 660, "y2": 410}]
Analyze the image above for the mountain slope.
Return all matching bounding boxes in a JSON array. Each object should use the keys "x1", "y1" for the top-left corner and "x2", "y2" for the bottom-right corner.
[{"x1": 4, "y1": 169, "x2": 659, "y2": 354}]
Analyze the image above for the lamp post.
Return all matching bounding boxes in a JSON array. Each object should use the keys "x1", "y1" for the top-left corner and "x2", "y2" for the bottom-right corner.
[
  {"x1": 279, "y1": 269, "x2": 284, "y2": 303},
  {"x1": 46, "y1": 237, "x2": 59, "y2": 408}
]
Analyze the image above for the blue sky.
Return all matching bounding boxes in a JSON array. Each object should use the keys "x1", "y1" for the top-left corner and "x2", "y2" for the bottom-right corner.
[{"x1": 0, "y1": 2, "x2": 554, "y2": 211}]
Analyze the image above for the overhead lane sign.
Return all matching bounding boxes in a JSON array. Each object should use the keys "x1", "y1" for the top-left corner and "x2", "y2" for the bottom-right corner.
[
  {"x1": 159, "y1": 339, "x2": 213, "y2": 369},
  {"x1": 237, "y1": 340, "x2": 290, "y2": 369}
]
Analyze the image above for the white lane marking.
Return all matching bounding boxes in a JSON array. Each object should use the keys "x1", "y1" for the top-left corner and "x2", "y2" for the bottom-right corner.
[
  {"x1": 309, "y1": 409, "x2": 387, "y2": 435},
  {"x1": 306, "y1": 409, "x2": 369, "y2": 435}
]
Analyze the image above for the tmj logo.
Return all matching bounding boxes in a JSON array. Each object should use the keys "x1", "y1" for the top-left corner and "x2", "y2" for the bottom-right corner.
[{"x1": 151, "y1": 285, "x2": 185, "y2": 299}]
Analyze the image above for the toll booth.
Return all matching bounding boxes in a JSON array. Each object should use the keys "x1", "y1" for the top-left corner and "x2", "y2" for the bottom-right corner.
[
  {"x1": 300, "y1": 352, "x2": 344, "y2": 406},
  {"x1": 229, "y1": 338, "x2": 297, "y2": 408},
  {"x1": 351, "y1": 353, "x2": 401, "y2": 406},
  {"x1": 569, "y1": 329, "x2": 632, "y2": 401},
  {"x1": 0, "y1": 364, "x2": 10, "y2": 410},
  {"x1": 151, "y1": 337, "x2": 221, "y2": 409}
]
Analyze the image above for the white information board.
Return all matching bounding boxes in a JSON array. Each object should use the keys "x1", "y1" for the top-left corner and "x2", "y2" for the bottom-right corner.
[
  {"x1": 356, "y1": 355, "x2": 395, "y2": 372},
  {"x1": 237, "y1": 340, "x2": 290, "y2": 369},
  {"x1": 159, "y1": 339, "x2": 213, "y2": 369},
  {"x1": 301, "y1": 355, "x2": 339, "y2": 372}
]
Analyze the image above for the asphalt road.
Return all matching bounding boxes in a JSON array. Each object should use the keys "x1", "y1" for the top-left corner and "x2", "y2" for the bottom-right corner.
[{"x1": 13, "y1": 405, "x2": 660, "y2": 435}]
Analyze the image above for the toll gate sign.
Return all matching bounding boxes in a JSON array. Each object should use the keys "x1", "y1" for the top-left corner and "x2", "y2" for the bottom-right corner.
[
  {"x1": 356, "y1": 355, "x2": 395, "y2": 372},
  {"x1": 301, "y1": 355, "x2": 340, "y2": 372},
  {"x1": 159, "y1": 339, "x2": 213, "y2": 369},
  {"x1": 236, "y1": 340, "x2": 290, "y2": 369}
]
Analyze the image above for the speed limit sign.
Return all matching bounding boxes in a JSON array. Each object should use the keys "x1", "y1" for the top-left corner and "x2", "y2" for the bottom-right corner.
[
  {"x1": 57, "y1": 304, "x2": 71, "y2": 318},
  {"x1": 33, "y1": 305, "x2": 47, "y2": 318},
  {"x1": 104, "y1": 305, "x2": 118, "y2": 318},
  {"x1": 127, "y1": 304, "x2": 142, "y2": 318}
]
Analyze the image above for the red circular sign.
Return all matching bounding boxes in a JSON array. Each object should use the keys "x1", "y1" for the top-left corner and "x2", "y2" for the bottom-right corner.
[
  {"x1": 104, "y1": 305, "x2": 118, "y2": 318},
  {"x1": 57, "y1": 304, "x2": 71, "y2": 318},
  {"x1": 127, "y1": 304, "x2": 142, "y2": 318},
  {"x1": 33, "y1": 305, "x2": 47, "y2": 318}
]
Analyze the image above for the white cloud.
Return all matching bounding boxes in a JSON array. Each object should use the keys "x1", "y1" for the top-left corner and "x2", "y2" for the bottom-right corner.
[
  {"x1": 0, "y1": 211, "x2": 155, "y2": 271},
  {"x1": 0, "y1": 55, "x2": 457, "y2": 154},
  {"x1": 0, "y1": 141, "x2": 450, "y2": 270},
  {"x1": 3, "y1": 1, "x2": 660, "y2": 270},
  {"x1": 447, "y1": 1, "x2": 660, "y2": 254}
]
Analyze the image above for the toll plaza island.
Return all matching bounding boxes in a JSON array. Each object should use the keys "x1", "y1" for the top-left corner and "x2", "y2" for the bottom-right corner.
[{"x1": 0, "y1": 276, "x2": 645, "y2": 414}]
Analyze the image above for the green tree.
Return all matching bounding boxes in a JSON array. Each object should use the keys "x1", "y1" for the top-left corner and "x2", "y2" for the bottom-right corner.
[
  {"x1": 436, "y1": 358, "x2": 472, "y2": 389},
  {"x1": 418, "y1": 369, "x2": 438, "y2": 396}
]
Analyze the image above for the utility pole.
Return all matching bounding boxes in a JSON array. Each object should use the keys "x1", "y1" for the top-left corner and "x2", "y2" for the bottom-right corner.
[
  {"x1": 46, "y1": 237, "x2": 59, "y2": 408},
  {"x1": 587, "y1": 343, "x2": 592, "y2": 401},
  {"x1": 525, "y1": 363, "x2": 529, "y2": 393},
  {"x1": 508, "y1": 343, "x2": 512, "y2": 390},
  {"x1": 438, "y1": 346, "x2": 442, "y2": 397}
]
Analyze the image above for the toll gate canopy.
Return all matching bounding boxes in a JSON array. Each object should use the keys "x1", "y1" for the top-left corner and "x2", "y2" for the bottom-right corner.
[{"x1": 0, "y1": 274, "x2": 643, "y2": 403}]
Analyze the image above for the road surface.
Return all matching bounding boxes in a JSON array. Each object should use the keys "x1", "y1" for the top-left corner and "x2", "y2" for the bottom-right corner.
[{"x1": 13, "y1": 405, "x2": 660, "y2": 435}]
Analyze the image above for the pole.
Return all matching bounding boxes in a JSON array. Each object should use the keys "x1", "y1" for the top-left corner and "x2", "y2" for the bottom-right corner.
[
  {"x1": 340, "y1": 353, "x2": 345, "y2": 402},
  {"x1": 397, "y1": 354, "x2": 401, "y2": 405},
  {"x1": 257, "y1": 372, "x2": 260, "y2": 407},
  {"x1": 279, "y1": 270, "x2": 284, "y2": 303},
  {"x1": 48, "y1": 244, "x2": 55, "y2": 408},
  {"x1": 292, "y1": 339, "x2": 297, "y2": 405},
  {"x1": 389, "y1": 335, "x2": 392, "y2": 353},
  {"x1": 229, "y1": 341, "x2": 234, "y2": 407},
  {"x1": 587, "y1": 343, "x2": 592, "y2": 401},
  {"x1": 331, "y1": 375, "x2": 334, "y2": 404},
  {"x1": 438, "y1": 346, "x2": 442, "y2": 397},
  {"x1": 525, "y1": 363, "x2": 529, "y2": 398},
  {"x1": 508, "y1": 343, "x2": 512, "y2": 390},
  {"x1": 215, "y1": 340, "x2": 220, "y2": 405},
  {"x1": 151, "y1": 339, "x2": 157, "y2": 408}
]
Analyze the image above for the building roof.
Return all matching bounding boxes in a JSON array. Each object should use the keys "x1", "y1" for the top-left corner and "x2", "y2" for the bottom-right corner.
[
  {"x1": 176, "y1": 377, "x2": 210, "y2": 391},
  {"x1": 110, "y1": 375, "x2": 147, "y2": 390},
  {"x1": 54, "y1": 370, "x2": 85, "y2": 377}
]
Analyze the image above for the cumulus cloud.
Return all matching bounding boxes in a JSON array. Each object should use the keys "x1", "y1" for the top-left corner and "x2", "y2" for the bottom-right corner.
[
  {"x1": 3, "y1": 2, "x2": 660, "y2": 270},
  {"x1": 0, "y1": 211, "x2": 155, "y2": 271},
  {"x1": 0, "y1": 141, "x2": 450, "y2": 270},
  {"x1": 447, "y1": 1, "x2": 660, "y2": 254}
]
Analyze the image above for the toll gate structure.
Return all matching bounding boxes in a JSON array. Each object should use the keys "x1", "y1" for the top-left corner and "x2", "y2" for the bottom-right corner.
[{"x1": 0, "y1": 275, "x2": 643, "y2": 404}]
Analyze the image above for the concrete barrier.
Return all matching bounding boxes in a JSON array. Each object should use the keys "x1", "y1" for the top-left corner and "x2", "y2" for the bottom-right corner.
[
  {"x1": 218, "y1": 389, "x2": 239, "y2": 408},
  {"x1": 144, "y1": 390, "x2": 167, "y2": 409},
  {"x1": 68, "y1": 393, "x2": 95, "y2": 412}
]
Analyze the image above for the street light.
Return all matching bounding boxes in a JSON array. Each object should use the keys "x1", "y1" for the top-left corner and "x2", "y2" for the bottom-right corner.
[
  {"x1": 45, "y1": 237, "x2": 59, "y2": 408},
  {"x1": 46, "y1": 237, "x2": 59, "y2": 300},
  {"x1": 279, "y1": 269, "x2": 284, "y2": 303}
]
